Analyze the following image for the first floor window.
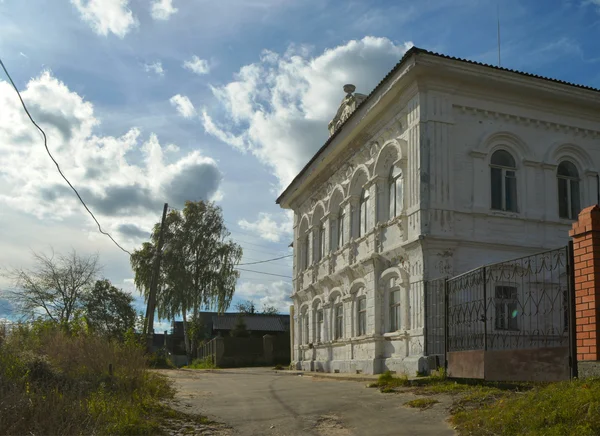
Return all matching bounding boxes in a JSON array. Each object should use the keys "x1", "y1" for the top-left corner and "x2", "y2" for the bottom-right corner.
[
  {"x1": 335, "y1": 304, "x2": 344, "y2": 339},
  {"x1": 557, "y1": 161, "x2": 581, "y2": 220},
  {"x1": 304, "y1": 315, "x2": 309, "y2": 344},
  {"x1": 390, "y1": 290, "x2": 401, "y2": 331},
  {"x1": 494, "y1": 286, "x2": 518, "y2": 331},
  {"x1": 357, "y1": 298, "x2": 367, "y2": 336},
  {"x1": 315, "y1": 309, "x2": 323, "y2": 342}
]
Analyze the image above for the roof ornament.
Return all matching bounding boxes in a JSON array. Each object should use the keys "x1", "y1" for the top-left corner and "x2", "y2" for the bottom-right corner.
[{"x1": 328, "y1": 84, "x2": 367, "y2": 137}]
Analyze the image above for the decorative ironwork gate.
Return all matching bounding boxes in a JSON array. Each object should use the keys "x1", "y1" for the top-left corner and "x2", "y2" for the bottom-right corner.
[{"x1": 424, "y1": 245, "x2": 577, "y2": 380}]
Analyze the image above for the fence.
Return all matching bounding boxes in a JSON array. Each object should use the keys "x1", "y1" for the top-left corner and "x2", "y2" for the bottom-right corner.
[{"x1": 424, "y1": 245, "x2": 576, "y2": 381}]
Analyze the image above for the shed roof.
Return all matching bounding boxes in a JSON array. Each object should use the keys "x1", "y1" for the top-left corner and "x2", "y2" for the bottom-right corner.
[{"x1": 212, "y1": 314, "x2": 286, "y2": 332}]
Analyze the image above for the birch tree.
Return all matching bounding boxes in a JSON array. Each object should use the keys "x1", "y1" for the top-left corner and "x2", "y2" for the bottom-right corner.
[{"x1": 131, "y1": 200, "x2": 242, "y2": 361}]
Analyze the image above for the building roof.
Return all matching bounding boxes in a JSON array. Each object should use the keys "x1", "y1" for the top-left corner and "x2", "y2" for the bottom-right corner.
[
  {"x1": 275, "y1": 46, "x2": 600, "y2": 206},
  {"x1": 212, "y1": 314, "x2": 287, "y2": 332}
]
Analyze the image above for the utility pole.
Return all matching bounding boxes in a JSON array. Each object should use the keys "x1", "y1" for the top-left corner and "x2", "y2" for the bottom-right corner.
[{"x1": 145, "y1": 202, "x2": 169, "y2": 351}]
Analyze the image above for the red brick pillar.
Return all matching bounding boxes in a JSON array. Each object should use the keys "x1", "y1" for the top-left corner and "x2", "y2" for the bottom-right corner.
[{"x1": 570, "y1": 205, "x2": 600, "y2": 375}]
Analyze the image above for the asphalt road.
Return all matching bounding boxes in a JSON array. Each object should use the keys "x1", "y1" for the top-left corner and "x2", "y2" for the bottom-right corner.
[{"x1": 161, "y1": 368, "x2": 456, "y2": 436}]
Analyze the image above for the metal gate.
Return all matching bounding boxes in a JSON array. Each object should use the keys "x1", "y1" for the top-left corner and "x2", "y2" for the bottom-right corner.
[{"x1": 425, "y1": 244, "x2": 577, "y2": 381}]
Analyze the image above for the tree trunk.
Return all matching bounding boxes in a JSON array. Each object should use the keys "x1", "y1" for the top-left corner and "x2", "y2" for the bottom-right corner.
[{"x1": 182, "y1": 310, "x2": 192, "y2": 365}]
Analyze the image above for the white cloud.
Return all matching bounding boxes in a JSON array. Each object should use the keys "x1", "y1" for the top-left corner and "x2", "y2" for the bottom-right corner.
[
  {"x1": 0, "y1": 71, "x2": 222, "y2": 244},
  {"x1": 183, "y1": 55, "x2": 211, "y2": 75},
  {"x1": 235, "y1": 281, "x2": 292, "y2": 314},
  {"x1": 203, "y1": 37, "x2": 413, "y2": 189},
  {"x1": 169, "y1": 94, "x2": 196, "y2": 118},
  {"x1": 151, "y1": 0, "x2": 178, "y2": 20},
  {"x1": 144, "y1": 61, "x2": 165, "y2": 76},
  {"x1": 165, "y1": 143, "x2": 180, "y2": 153},
  {"x1": 238, "y1": 211, "x2": 293, "y2": 242},
  {"x1": 71, "y1": 0, "x2": 138, "y2": 38}
]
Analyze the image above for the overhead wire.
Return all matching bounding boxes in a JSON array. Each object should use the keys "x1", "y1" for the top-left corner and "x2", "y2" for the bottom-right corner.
[
  {"x1": 0, "y1": 57, "x2": 132, "y2": 256},
  {"x1": 234, "y1": 268, "x2": 292, "y2": 279},
  {"x1": 238, "y1": 254, "x2": 292, "y2": 266}
]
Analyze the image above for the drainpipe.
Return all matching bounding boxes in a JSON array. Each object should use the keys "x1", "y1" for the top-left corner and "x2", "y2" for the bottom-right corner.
[{"x1": 596, "y1": 174, "x2": 599, "y2": 205}]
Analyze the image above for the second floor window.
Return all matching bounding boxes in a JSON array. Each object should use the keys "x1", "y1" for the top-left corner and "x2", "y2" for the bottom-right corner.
[
  {"x1": 557, "y1": 161, "x2": 581, "y2": 220},
  {"x1": 390, "y1": 290, "x2": 401, "y2": 331},
  {"x1": 337, "y1": 209, "x2": 345, "y2": 248},
  {"x1": 359, "y1": 189, "x2": 371, "y2": 237},
  {"x1": 490, "y1": 150, "x2": 517, "y2": 212},
  {"x1": 319, "y1": 223, "x2": 326, "y2": 260},
  {"x1": 357, "y1": 297, "x2": 367, "y2": 336},
  {"x1": 302, "y1": 235, "x2": 309, "y2": 270},
  {"x1": 389, "y1": 165, "x2": 403, "y2": 219}
]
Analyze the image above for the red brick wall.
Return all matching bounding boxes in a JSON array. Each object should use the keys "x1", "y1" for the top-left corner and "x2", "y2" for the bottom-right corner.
[{"x1": 570, "y1": 205, "x2": 600, "y2": 362}]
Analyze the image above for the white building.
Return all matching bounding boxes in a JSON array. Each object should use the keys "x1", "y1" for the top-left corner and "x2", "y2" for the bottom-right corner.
[{"x1": 276, "y1": 47, "x2": 600, "y2": 375}]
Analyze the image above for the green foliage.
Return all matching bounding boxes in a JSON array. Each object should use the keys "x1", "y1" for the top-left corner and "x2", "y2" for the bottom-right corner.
[
  {"x1": 0, "y1": 320, "x2": 176, "y2": 435},
  {"x1": 404, "y1": 398, "x2": 440, "y2": 409},
  {"x1": 451, "y1": 378, "x2": 600, "y2": 436},
  {"x1": 84, "y1": 279, "x2": 136, "y2": 339},
  {"x1": 147, "y1": 348, "x2": 175, "y2": 369},
  {"x1": 369, "y1": 371, "x2": 410, "y2": 392},
  {"x1": 235, "y1": 299, "x2": 279, "y2": 315},
  {"x1": 185, "y1": 357, "x2": 217, "y2": 369}
]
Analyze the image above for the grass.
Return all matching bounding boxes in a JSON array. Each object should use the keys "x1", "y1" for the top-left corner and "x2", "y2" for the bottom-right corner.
[
  {"x1": 184, "y1": 356, "x2": 218, "y2": 369},
  {"x1": 0, "y1": 320, "x2": 197, "y2": 436},
  {"x1": 404, "y1": 398, "x2": 440, "y2": 409},
  {"x1": 367, "y1": 371, "x2": 410, "y2": 392},
  {"x1": 451, "y1": 378, "x2": 600, "y2": 436}
]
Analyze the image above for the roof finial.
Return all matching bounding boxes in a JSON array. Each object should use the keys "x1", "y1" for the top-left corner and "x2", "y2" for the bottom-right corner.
[{"x1": 343, "y1": 84, "x2": 356, "y2": 95}]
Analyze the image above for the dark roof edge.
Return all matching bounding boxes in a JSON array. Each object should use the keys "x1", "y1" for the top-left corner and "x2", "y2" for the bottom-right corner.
[{"x1": 276, "y1": 46, "x2": 600, "y2": 207}]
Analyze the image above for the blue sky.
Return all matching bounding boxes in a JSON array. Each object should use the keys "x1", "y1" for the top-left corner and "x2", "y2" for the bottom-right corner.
[{"x1": 1, "y1": 0, "x2": 599, "y2": 328}]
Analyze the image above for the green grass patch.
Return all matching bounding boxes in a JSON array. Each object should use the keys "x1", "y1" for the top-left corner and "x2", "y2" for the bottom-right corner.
[
  {"x1": 367, "y1": 371, "x2": 410, "y2": 392},
  {"x1": 451, "y1": 378, "x2": 600, "y2": 436},
  {"x1": 183, "y1": 356, "x2": 217, "y2": 369},
  {"x1": 404, "y1": 398, "x2": 440, "y2": 409}
]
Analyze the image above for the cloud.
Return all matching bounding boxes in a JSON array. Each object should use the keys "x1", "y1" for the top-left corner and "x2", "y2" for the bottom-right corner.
[
  {"x1": 151, "y1": 0, "x2": 178, "y2": 20},
  {"x1": 238, "y1": 212, "x2": 293, "y2": 242},
  {"x1": 144, "y1": 61, "x2": 165, "y2": 76},
  {"x1": 117, "y1": 223, "x2": 150, "y2": 239},
  {"x1": 71, "y1": 0, "x2": 138, "y2": 38},
  {"x1": 203, "y1": 37, "x2": 413, "y2": 189},
  {"x1": 235, "y1": 281, "x2": 292, "y2": 313},
  {"x1": 0, "y1": 71, "x2": 222, "y2": 233},
  {"x1": 183, "y1": 55, "x2": 210, "y2": 75},
  {"x1": 169, "y1": 94, "x2": 196, "y2": 118}
]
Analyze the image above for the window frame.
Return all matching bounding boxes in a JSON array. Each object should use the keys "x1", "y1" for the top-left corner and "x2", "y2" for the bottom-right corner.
[
  {"x1": 494, "y1": 285, "x2": 519, "y2": 331},
  {"x1": 318, "y1": 222, "x2": 326, "y2": 261},
  {"x1": 315, "y1": 308, "x2": 324, "y2": 343},
  {"x1": 557, "y1": 161, "x2": 581, "y2": 220},
  {"x1": 357, "y1": 297, "x2": 367, "y2": 336},
  {"x1": 490, "y1": 150, "x2": 518, "y2": 213},
  {"x1": 359, "y1": 188, "x2": 370, "y2": 237},
  {"x1": 303, "y1": 313, "x2": 309, "y2": 344},
  {"x1": 337, "y1": 208, "x2": 345, "y2": 249},
  {"x1": 388, "y1": 165, "x2": 403, "y2": 219},
  {"x1": 334, "y1": 304, "x2": 344, "y2": 340},
  {"x1": 389, "y1": 289, "x2": 402, "y2": 332}
]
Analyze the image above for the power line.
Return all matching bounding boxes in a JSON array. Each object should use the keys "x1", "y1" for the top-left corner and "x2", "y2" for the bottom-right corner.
[
  {"x1": 0, "y1": 57, "x2": 131, "y2": 256},
  {"x1": 238, "y1": 254, "x2": 292, "y2": 266},
  {"x1": 235, "y1": 268, "x2": 292, "y2": 279}
]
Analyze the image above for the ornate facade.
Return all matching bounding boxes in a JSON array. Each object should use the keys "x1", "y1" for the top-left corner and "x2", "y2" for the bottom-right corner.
[{"x1": 276, "y1": 47, "x2": 600, "y2": 375}]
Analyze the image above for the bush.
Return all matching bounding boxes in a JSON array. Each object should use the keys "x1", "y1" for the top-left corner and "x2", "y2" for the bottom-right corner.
[
  {"x1": 0, "y1": 320, "x2": 174, "y2": 435},
  {"x1": 185, "y1": 357, "x2": 217, "y2": 369},
  {"x1": 148, "y1": 348, "x2": 176, "y2": 369}
]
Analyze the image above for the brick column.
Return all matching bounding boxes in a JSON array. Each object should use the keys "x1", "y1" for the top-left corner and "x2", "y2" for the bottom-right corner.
[{"x1": 570, "y1": 205, "x2": 600, "y2": 376}]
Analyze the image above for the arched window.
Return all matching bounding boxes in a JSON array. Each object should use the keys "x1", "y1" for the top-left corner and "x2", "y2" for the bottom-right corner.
[
  {"x1": 388, "y1": 165, "x2": 403, "y2": 219},
  {"x1": 337, "y1": 208, "x2": 345, "y2": 249},
  {"x1": 557, "y1": 161, "x2": 581, "y2": 220},
  {"x1": 314, "y1": 306, "x2": 323, "y2": 342},
  {"x1": 357, "y1": 297, "x2": 367, "y2": 336},
  {"x1": 390, "y1": 289, "x2": 401, "y2": 331},
  {"x1": 359, "y1": 188, "x2": 371, "y2": 237},
  {"x1": 490, "y1": 150, "x2": 518, "y2": 212}
]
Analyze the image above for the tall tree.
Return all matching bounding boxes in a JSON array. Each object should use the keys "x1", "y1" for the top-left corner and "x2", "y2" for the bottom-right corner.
[
  {"x1": 84, "y1": 279, "x2": 136, "y2": 339},
  {"x1": 130, "y1": 200, "x2": 242, "y2": 361},
  {"x1": 4, "y1": 250, "x2": 99, "y2": 325}
]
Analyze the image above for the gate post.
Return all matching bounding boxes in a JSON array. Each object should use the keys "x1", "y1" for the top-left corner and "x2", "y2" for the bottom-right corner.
[{"x1": 570, "y1": 205, "x2": 600, "y2": 378}]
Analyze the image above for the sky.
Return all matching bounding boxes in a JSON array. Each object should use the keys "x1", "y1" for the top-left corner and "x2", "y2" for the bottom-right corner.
[{"x1": 1, "y1": 0, "x2": 599, "y2": 330}]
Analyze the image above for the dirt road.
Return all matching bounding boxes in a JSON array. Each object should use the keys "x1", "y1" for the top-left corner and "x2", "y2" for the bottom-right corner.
[{"x1": 160, "y1": 368, "x2": 455, "y2": 436}]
